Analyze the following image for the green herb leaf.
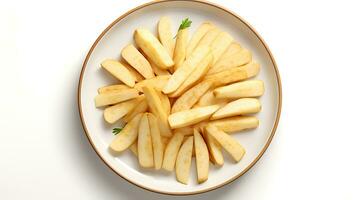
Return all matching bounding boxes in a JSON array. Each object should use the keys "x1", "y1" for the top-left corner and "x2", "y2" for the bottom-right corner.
[
  {"x1": 178, "y1": 18, "x2": 192, "y2": 31},
  {"x1": 174, "y1": 18, "x2": 192, "y2": 38},
  {"x1": 112, "y1": 127, "x2": 123, "y2": 135}
]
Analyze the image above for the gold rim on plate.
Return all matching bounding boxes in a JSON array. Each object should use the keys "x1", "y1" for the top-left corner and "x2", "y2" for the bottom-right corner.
[{"x1": 77, "y1": 0, "x2": 282, "y2": 195}]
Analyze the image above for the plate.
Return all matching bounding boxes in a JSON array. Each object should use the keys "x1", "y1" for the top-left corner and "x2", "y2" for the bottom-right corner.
[{"x1": 78, "y1": 0, "x2": 281, "y2": 195}]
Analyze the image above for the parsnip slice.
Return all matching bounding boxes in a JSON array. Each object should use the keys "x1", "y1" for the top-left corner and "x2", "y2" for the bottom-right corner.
[
  {"x1": 194, "y1": 129, "x2": 209, "y2": 183},
  {"x1": 156, "y1": 89, "x2": 171, "y2": 116},
  {"x1": 186, "y1": 22, "x2": 215, "y2": 58},
  {"x1": 175, "y1": 136, "x2": 193, "y2": 184},
  {"x1": 98, "y1": 84, "x2": 130, "y2": 94},
  {"x1": 94, "y1": 89, "x2": 139, "y2": 107},
  {"x1": 135, "y1": 28, "x2": 174, "y2": 69},
  {"x1": 173, "y1": 29, "x2": 188, "y2": 70},
  {"x1": 138, "y1": 113, "x2": 154, "y2": 168},
  {"x1": 104, "y1": 95, "x2": 144, "y2": 124},
  {"x1": 134, "y1": 75, "x2": 170, "y2": 92},
  {"x1": 162, "y1": 45, "x2": 211, "y2": 94},
  {"x1": 169, "y1": 53, "x2": 212, "y2": 98},
  {"x1": 109, "y1": 113, "x2": 143, "y2": 152},
  {"x1": 214, "y1": 80, "x2": 265, "y2": 99},
  {"x1": 207, "y1": 43, "x2": 252, "y2": 75},
  {"x1": 168, "y1": 105, "x2": 220, "y2": 129},
  {"x1": 210, "y1": 32, "x2": 233, "y2": 64},
  {"x1": 101, "y1": 59, "x2": 136, "y2": 87},
  {"x1": 158, "y1": 16, "x2": 175, "y2": 58},
  {"x1": 121, "y1": 44, "x2": 154, "y2": 79},
  {"x1": 206, "y1": 125, "x2": 245, "y2": 162},
  {"x1": 209, "y1": 116, "x2": 259, "y2": 133},
  {"x1": 211, "y1": 98, "x2": 261, "y2": 120},
  {"x1": 205, "y1": 62, "x2": 260, "y2": 86},
  {"x1": 171, "y1": 80, "x2": 213, "y2": 113},
  {"x1": 147, "y1": 113, "x2": 164, "y2": 170},
  {"x1": 142, "y1": 86, "x2": 172, "y2": 137},
  {"x1": 162, "y1": 132, "x2": 185, "y2": 171},
  {"x1": 202, "y1": 128, "x2": 223, "y2": 166}
]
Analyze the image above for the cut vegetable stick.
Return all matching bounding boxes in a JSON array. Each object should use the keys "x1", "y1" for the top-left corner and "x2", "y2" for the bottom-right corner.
[
  {"x1": 162, "y1": 45, "x2": 211, "y2": 94},
  {"x1": 207, "y1": 43, "x2": 252, "y2": 75},
  {"x1": 156, "y1": 89, "x2": 171, "y2": 116},
  {"x1": 142, "y1": 86, "x2": 172, "y2": 137},
  {"x1": 135, "y1": 28, "x2": 174, "y2": 69},
  {"x1": 209, "y1": 116, "x2": 259, "y2": 133},
  {"x1": 202, "y1": 128, "x2": 223, "y2": 166},
  {"x1": 211, "y1": 98, "x2": 261, "y2": 120},
  {"x1": 214, "y1": 80, "x2": 265, "y2": 99},
  {"x1": 210, "y1": 32, "x2": 233, "y2": 64},
  {"x1": 206, "y1": 125, "x2": 245, "y2": 162},
  {"x1": 98, "y1": 84, "x2": 130, "y2": 94},
  {"x1": 101, "y1": 59, "x2": 136, "y2": 87},
  {"x1": 134, "y1": 75, "x2": 170, "y2": 92},
  {"x1": 175, "y1": 136, "x2": 193, "y2": 184},
  {"x1": 169, "y1": 53, "x2": 212, "y2": 98},
  {"x1": 168, "y1": 105, "x2": 220, "y2": 129},
  {"x1": 194, "y1": 129, "x2": 209, "y2": 183},
  {"x1": 171, "y1": 80, "x2": 213, "y2": 113},
  {"x1": 162, "y1": 132, "x2": 185, "y2": 171},
  {"x1": 186, "y1": 22, "x2": 215, "y2": 58},
  {"x1": 122, "y1": 98, "x2": 148, "y2": 123},
  {"x1": 138, "y1": 113, "x2": 154, "y2": 168},
  {"x1": 121, "y1": 44, "x2": 154, "y2": 79},
  {"x1": 205, "y1": 62, "x2": 260, "y2": 87},
  {"x1": 158, "y1": 16, "x2": 175, "y2": 58},
  {"x1": 104, "y1": 95, "x2": 144, "y2": 124},
  {"x1": 110, "y1": 113, "x2": 143, "y2": 152},
  {"x1": 94, "y1": 89, "x2": 139, "y2": 107},
  {"x1": 173, "y1": 29, "x2": 188, "y2": 71},
  {"x1": 147, "y1": 113, "x2": 164, "y2": 170}
]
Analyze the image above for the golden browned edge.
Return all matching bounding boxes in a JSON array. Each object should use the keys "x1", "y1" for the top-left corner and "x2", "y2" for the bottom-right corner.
[{"x1": 77, "y1": 0, "x2": 282, "y2": 196}]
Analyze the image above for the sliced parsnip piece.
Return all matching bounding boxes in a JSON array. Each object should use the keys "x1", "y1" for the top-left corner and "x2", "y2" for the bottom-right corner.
[
  {"x1": 202, "y1": 128, "x2": 223, "y2": 166},
  {"x1": 214, "y1": 80, "x2": 265, "y2": 99},
  {"x1": 211, "y1": 98, "x2": 261, "y2": 120},
  {"x1": 194, "y1": 28, "x2": 221, "y2": 50},
  {"x1": 156, "y1": 89, "x2": 171, "y2": 116},
  {"x1": 142, "y1": 86, "x2": 172, "y2": 137},
  {"x1": 98, "y1": 84, "x2": 130, "y2": 94},
  {"x1": 130, "y1": 142, "x2": 138, "y2": 156},
  {"x1": 168, "y1": 105, "x2": 220, "y2": 129},
  {"x1": 208, "y1": 43, "x2": 252, "y2": 75},
  {"x1": 122, "y1": 62, "x2": 145, "y2": 82},
  {"x1": 162, "y1": 132, "x2": 185, "y2": 171},
  {"x1": 210, "y1": 32, "x2": 233, "y2": 64},
  {"x1": 158, "y1": 16, "x2": 175, "y2": 58},
  {"x1": 101, "y1": 59, "x2": 136, "y2": 87},
  {"x1": 110, "y1": 113, "x2": 143, "y2": 152},
  {"x1": 94, "y1": 89, "x2": 139, "y2": 107},
  {"x1": 149, "y1": 59, "x2": 171, "y2": 76},
  {"x1": 104, "y1": 95, "x2": 144, "y2": 124},
  {"x1": 173, "y1": 127, "x2": 193, "y2": 136},
  {"x1": 121, "y1": 44, "x2": 154, "y2": 79},
  {"x1": 122, "y1": 99, "x2": 148, "y2": 123},
  {"x1": 186, "y1": 22, "x2": 215, "y2": 59},
  {"x1": 209, "y1": 116, "x2": 259, "y2": 133},
  {"x1": 206, "y1": 125, "x2": 245, "y2": 162},
  {"x1": 171, "y1": 80, "x2": 213, "y2": 113},
  {"x1": 138, "y1": 113, "x2": 154, "y2": 168},
  {"x1": 196, "y1": 89, "x2": 229, "y2": 107},
  {"x1": 173, "y1": 29, "x2": 188, "y2": 70},
  {"x1": 134, "y1": 75, "x2": 170, "y2": 92},
  {"x1": 175, "y1": 136, "x2": 193, "y2": 184},
  {"x1": 135, "y1": 28, "x2": 174, "y2": 69},
  {"x1": 194, "y1": 129, "x2": 209, "y2": 183},
  {"x1": 147, "y1": 113, "x2": 164, "y2": 170},
  {"x1": 162, "y1": 45, "x2": 211, "y2": 94},
  {"x1": 205, "y1": 62, "x2": 260, "y2": 87},
  {"x1": 169, "y1": 53, "x2": 212, "y2": 98}
]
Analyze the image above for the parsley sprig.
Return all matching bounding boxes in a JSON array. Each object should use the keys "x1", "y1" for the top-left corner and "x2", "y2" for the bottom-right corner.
[
  {"x1": 112, "y1": 127, "x2": 123, "y2": 135},
  {"x1": 174, "y1": 18, "x2": 192, "y2": 38}
]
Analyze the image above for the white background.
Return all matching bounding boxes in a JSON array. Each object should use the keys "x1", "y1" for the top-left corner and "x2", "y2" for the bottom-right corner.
[{"x1": 0, "y1": 0, "x2": 356, "y2": 199}]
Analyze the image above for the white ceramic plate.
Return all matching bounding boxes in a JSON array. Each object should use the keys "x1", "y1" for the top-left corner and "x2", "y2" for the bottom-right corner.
[{"x1": 78, "y1": 0, "x2": 281, "y2": 195}]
